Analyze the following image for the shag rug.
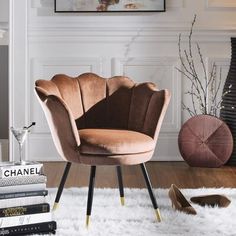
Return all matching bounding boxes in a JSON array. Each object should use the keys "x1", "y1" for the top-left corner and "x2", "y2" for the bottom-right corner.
[{"x1": 43, "y1": 188, "x2": 236, "y2": 236}]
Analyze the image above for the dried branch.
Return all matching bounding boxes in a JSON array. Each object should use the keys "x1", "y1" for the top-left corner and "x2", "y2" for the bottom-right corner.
[
  {"x1": 176, "y1": 15, "x2": 230, "y2": 117},
  {"x1": 210, "y1": 67, "x2": 221, "y2": 116},
  {"x1": 182, "y1": 102, "x2": 195, "y2": 117},
  {"x1": 196, "y1": 42, "x2": 208, "y2": 114},
  {"x1": 190, "y1": 83, "x2": 197, "y2": 115}
]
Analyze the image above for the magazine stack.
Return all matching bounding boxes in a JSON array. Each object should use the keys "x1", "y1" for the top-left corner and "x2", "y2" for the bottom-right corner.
[{"x1": 0, "y1": 162, "x2": 56, "y2": 235}]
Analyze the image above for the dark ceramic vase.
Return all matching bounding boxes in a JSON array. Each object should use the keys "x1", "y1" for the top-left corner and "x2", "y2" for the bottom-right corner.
[{"x1": 220, "y1": 38, "x2": 236, "y2": 165}]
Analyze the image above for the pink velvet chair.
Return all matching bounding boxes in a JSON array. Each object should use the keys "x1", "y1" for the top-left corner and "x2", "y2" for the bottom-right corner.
[{"x1": 35, "y1": 73, "x2": 171, "y2": 226}]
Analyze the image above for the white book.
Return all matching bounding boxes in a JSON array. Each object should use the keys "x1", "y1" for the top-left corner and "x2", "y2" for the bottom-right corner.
[
  {"x1": 0, "y1": 162, "x2": 43, "y2": 179},
  {"x1": 0, "y1": 196, "x2": 45, "y2": 209},
  {"x1": 0, "y1": 212, "x2": 52, "y2": 228},
  {"x1": 0, "y1": 183, "x2": 46, "y2": 194}
]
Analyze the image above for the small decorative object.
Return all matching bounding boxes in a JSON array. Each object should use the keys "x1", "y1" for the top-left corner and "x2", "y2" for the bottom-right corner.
[
  {"x1": 177, "y1": 16, "x2": 233, "y2": 167},
  {"x1": 10, "y1": 122, "x2": 36, "y2": 164},
  {"x1": 220, "y1": 38, "x2": 236, "y2": 165},
  {"x1": 54, "y1": 0, "x2": 165, "y2": 12},
  {"x1": 178, "y1": 115, "x2": 233, "y2": 167}
]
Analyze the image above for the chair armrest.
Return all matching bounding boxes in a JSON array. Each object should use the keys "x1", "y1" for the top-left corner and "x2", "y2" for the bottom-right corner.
[
  {"x1": 35, "y1": 87, "x2": 81, "y2": 163},
  {"x1": 143, "y1": 89, "x2": 171, "y2": 141}
]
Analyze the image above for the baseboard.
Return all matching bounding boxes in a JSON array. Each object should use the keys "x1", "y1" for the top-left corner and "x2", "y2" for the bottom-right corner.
[{"x1": 151, "y1": 155, "x2": 183, "y2": 161}]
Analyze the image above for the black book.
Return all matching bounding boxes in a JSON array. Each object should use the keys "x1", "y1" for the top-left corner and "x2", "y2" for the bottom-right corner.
[
  {"x1": 0, "y1": 221, "x2": 56, "y2": 236},
  {"x1": 0, "y1": 190, "x2": 48, "y2": 200},
  {"x1": 0, "y1": 203, "x2": 50, "y2": 217}
]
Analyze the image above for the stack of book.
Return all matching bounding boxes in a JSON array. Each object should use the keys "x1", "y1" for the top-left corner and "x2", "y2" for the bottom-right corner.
[{"x1": 0, "y1": 162, "x2": 56, "y2": 235}]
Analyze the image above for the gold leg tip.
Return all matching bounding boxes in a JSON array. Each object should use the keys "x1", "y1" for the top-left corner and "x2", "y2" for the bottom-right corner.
[
  {"x1": 52, "y1": 203, "x2": 59, "y2": 211},
  {"x1": 120, "y1": 197, "x2": 125, "y2": 206},
  {"x1": 86, "y1": 215, "x2": 90, "y2": 228},
  {"x1": 155, "y1": 209, "x2": 162, "y2": 222}
]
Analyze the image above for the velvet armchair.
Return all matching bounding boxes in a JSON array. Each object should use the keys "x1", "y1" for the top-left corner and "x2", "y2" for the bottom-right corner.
[{"x1": 35, "y1": 72, "x2": 171, "y2": 226}]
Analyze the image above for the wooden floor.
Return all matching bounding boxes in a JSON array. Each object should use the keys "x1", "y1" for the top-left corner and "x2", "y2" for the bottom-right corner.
[{"x1": 43, "y1": 162, "x2": 236, "y2": 189}]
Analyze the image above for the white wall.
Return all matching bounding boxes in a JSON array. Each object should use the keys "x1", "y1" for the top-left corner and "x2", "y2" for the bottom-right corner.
[{"x1": 10, "y1": 0, "x2": 236, "y2": 162}]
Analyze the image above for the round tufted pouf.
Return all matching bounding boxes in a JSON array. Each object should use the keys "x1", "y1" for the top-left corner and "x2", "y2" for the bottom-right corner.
[{"x1": 178, "y1": 115, "x2": 233, "y2": 167}]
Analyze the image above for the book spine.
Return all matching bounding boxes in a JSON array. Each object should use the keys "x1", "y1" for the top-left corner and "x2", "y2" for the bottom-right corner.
[
  {"x1": 0, "y1": 196, "x2": 45, "y2": 208},
  {"x1": 0, "y1": 183, "x2": 46, "y2": 194},
  {"x1": 0, "y1": 190, "x2": 48, "y2": 200},
  {"x1": 0, "y1": 175, "x2": 47, "y2": 187},
  {"x1": 0, "y1": 221, "x2": 56, "y2": 236},
  {"x1": 0, "y1": 203, "x2": 50, "y2": 217},
  {"x1": 0, "y1": 212, "x2": 52, "y2": 228},
  {"x1": 0, "y1": 164, "x2": 43, "y2": 179}
]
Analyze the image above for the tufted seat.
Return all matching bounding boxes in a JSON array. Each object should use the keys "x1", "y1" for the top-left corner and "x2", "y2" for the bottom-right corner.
[{"x1": 35, "y1": 72, "x2": 171, "y2": 225}]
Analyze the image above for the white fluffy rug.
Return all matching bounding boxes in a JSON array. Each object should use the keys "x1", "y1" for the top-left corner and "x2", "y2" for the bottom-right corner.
[{"x1": 44, "y1": 188, "x2": 236, "y2": 236}]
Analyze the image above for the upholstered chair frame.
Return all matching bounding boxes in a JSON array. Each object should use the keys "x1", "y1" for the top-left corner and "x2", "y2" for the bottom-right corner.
[{"x1": 35, "y1": 73, "x2": 171, "y2": 226}]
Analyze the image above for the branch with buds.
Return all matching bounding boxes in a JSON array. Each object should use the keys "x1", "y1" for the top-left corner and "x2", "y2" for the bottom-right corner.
[{"x1": 176, "y1": 15, "x2": 232, "y2": 117}]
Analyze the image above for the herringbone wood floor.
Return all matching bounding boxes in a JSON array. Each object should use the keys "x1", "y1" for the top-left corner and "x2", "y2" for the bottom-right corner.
[{"x1": 43, "y1": 162, "x2": 236, "y2": 189}]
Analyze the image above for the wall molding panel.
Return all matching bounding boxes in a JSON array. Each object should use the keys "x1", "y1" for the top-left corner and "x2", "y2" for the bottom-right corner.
[
  {"x1": 206, "y1": 57, "x2": 230, "y2": 116},
  {"x1": 30, "y1": 57, "x2": 102, "y2": 134},
  {"x1": 28, "y1": 56, "x2": 182, "y2": 161},
  {"x1": 111, "y1": 57, "x2": 182, "y2": 161},
  {"x1": 28, "y1": 28, "x2": 236, "y2": 44},
  {"x1": 207, "y1": 57, "x2": 230, "y2": 67},
  {"x1": 9, "y1": 0, "x2": 236, "y2": 162},
  {"x1": 207, "y1": 57, "x2": 231, "y2": 86},
  {"x1": 29, "y1": 134, "x2": 59, "y2": 162},
  {"x1": 112, "y1": 57, "x2": 181, "y2": 133},
  {"x1": 28, "y1": 57, "x2": 103, "y2": 161}
]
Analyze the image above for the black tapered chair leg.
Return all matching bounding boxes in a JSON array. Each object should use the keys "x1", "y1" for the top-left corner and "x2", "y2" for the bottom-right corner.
[
  {"x1": 86, "y1": 166, "x2": 96, "y2": 227},
  {"x1": 116, "y1": 166, "x2": 125, "y2": 206},
  {"x1": 53, "y1": 162, "x2": 72, "y2": 211},
  {"x1": 140, "y1": 163, "x2": 161, "y2": 222}
]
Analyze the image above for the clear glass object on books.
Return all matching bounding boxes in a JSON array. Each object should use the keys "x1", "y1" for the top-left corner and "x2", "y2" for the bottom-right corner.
[{"x1": 10, "y1": 122, "x2": 36, "y2": 165}]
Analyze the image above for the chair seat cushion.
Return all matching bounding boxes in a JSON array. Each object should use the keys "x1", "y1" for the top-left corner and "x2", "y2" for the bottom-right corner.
[{"x1": 78, "y1": 129, "x2": 155, "y2": 155}]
